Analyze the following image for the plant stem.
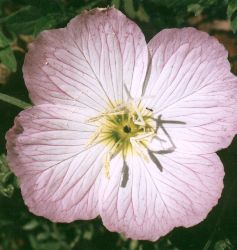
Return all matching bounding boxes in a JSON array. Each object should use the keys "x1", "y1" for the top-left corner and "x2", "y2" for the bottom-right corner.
[{"x1": 0, "y1": 92, "x2": 31, "y2": 109}]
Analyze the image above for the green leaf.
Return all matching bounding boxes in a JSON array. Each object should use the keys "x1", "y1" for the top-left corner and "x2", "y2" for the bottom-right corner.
[
  {"x1": 124, "y1": 0, "x2": 150, "y2": 22},
  {"x1": 18, "y1": 0, "x2": 62, "y2": 14},
  {"x1": 75, "y1": 0, "x2": 104, "y2": 14},
  {"x1": 227, "y1": 0, "x2": 237, "y2": 18},
  {"x1": 214, "y1": 239, "x2": 232, "y2": 250},
  {"x1": 149, "y1": 0, "x2": 220, "y2": 8},
  {"x1": 230, "y1": 15, "x2": 237, "y2": 32},
  {"x1": 0, "y1": 154, "x2": 14, "y2": 198},
  {"x1": 0, "y1": 30, "x2": 9, "y2": 48},
  {"x1": 124, "y1": 0, "x2": 136, "y2": 18},
  {"x1": 37, "y1": 232, "x2": 50, "y2": 241},
  {"x1": 136, "y1": 5, "x2": 150, "y2": 22},
  {"x1": 0, "y1": 154, "x2": 9, "y2": 175},
  {"x1": 0, "y1": 5, "x2": 69, "y2": 36},
  {"x1": 0, "y1": 47, "x2": 17, "y2": 72},
  {"x1": 0, "y1": 219, "x2": 13, "y2": 228},
  {"x1": 0, "y1": 6, "x2": 42, "y2": 35},
  {"x1": 38, "y1": 242, "x2": 63, "y2": 250},
  {"x1": 0, "y1": 30, "x2": 16, "y2": 71},
  {"x1": 187, "y1": 3, "x2": 204, "y2": 16},
  {"x1": 22, "y1": 220, "x2": 40, "y2": 231},
  {"x1": 112, "y1": 0, "x2": 121, "y2": 8},
  {"x1": 0, "y1": 185, "x2": 14, "y2": 197},
  {"x1": 33, "y1": 13, "x2": 69, "y2": 36},
  {"x1": 227, "y1": 0, "x2": 237, "y2": 33},
  {"x1": 0, "y1": 1, "x2": 110, "y2": 37}
]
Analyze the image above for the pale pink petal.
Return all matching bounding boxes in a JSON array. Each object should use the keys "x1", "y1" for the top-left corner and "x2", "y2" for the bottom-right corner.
[
  {"x1": 99, "y1": 152, "x2": 224, "y2": 241},
  {"x1": 6, "y1": 104, "x2": 105, "y2": 222},
  {"x1": 143, "y1": 28, "x2": 237, "y2": 153},
  {"x1": 24, "y1": 7, "x2": 148, "y2": 112}
]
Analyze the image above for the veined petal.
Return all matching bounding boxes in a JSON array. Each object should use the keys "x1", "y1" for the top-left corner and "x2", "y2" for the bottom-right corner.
[
  {"x1": 99, "y1": 152, "x2": 224, "y2": 241},
  {"x1": 6, "y1": 104, "x2": 105, "y2": 222},
  {"x1": 23, "y1": 7, "x2": 148, "y2": 113},
  {"x1": 144, "y1": 28, "x2": 237, "y2": 153}
]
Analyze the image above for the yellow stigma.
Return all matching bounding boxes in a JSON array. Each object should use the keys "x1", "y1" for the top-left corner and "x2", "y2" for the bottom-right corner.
[{"x1": 86, "y1": 101, "x2": 156, "y2": 177}]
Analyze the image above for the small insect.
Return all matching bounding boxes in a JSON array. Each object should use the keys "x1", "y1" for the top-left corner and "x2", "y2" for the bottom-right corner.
[{"x1": 146, "y1": 107, "x2": 153, "y2": 112}]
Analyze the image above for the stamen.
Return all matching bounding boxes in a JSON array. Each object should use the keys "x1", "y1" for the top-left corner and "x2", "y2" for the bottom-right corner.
[
  {"x1": 85, "y1": 127, "x2": 102, "y2": 147},
  {"x1": 103, "y1": 140, "x2": 121, "y2": 179},
  {"x1": 131, "y1": 104, "x2": 145, "y2": 126},
  {"x1": 130, "y1": 137, "x2": 149, "y2": 162},
  {"x1": 104, "y1": 152, "x2": 111, "y2": 178}
]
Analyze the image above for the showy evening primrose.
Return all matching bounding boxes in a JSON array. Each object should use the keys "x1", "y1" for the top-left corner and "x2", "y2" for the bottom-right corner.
[{"x1": 6, "y1": 7, "x2": 237, "y2": 241}]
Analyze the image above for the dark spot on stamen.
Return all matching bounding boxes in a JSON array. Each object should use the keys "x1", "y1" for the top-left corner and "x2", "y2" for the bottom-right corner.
[{"x1": 123, "y1": 125, "x2": 131, "y2": 133}]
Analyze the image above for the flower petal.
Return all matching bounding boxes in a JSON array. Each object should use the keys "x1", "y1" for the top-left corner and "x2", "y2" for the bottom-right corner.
[
  {"x1": 144, "y1": 28, "x2": 237, "y2": 153},
  {"x1": 99, "y1": 152, "x2": 224, "y2": 241},
  {"x1": 24, "y1": 7, "x2": 148, "y2": 112},
  {"x1": 6, "y1": 104, "x2": 105, "y2": 222}
]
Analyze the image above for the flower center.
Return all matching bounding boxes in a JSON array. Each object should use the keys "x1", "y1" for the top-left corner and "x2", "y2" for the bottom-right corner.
[
  {"x1": 123, "y1": 125, "x2": 131, "y2": 133},
  {"x1": 86, "y1": 101, "x2": 156, "y2": 177}
]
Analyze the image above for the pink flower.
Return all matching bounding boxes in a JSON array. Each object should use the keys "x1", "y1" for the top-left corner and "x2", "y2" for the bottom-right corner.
[{"x1": 6, "y1": 7, "x2": 237, "y2": 241}]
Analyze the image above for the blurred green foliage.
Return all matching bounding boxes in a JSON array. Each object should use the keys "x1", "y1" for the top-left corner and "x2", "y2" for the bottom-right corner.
[
  {"x1": 0, "y1": 154, "x2": 15, "y2": 197},
  {"x1": 0, "y1": 30, "x2": 16, "y2": 72},
  {"x1": 0, "y1": 0, "x2": 237, "y2": 250},
  {"x1": 227, "y1": 0, "x2": 237, "y2": 32}
]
